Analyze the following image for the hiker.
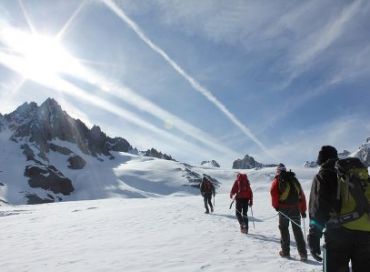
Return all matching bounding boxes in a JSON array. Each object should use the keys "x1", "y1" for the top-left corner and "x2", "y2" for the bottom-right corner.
[
  {"x1": 230, "y1": 173, "x2": 253, "y2": 233},
  {"x1": 270, "y1": 163, "x2": 308, "y2": 261},
  {"x1": 307, "y1": 145, "x2": 370, "y2": 271},
  {"x1": 200, "y1": 176, "x2": 215, "y2": 214}
]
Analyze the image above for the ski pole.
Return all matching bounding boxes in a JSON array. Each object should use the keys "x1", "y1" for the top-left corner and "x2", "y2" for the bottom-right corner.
[
  {"x1": 229, "y1": 199, "x2": 235, "y2": 209},
  {"x1": 250, "y1": 206, "x2": 256, "y2": 229},
  {"x1": 302, "y1": 217, "x2": 307, "y2": 244},
  {"x1": 213, "y1": 194, "x2": 216, "y2": 207},
  {"x1": 278, "y1": 210, "x2": 302, "y2": 229},
  {"x1": 323, "y1": 245, "x2": 327, "y2": 272}
]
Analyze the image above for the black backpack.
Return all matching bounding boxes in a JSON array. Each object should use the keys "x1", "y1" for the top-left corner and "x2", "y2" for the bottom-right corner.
[{"x1": 278, "y1": 171, "x2": 301, "y2": 205}]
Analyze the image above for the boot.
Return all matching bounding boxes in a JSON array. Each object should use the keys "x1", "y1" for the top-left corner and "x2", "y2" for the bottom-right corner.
[
  {"x1": 240, "y1": 224, "x2": 247, "y2": 233},
  {"x1": 299, "y1": 253, "x2": 308, "y2": 261},
  {"x1": 279, "y1": 250, "x2": 290, "y2": 258}
]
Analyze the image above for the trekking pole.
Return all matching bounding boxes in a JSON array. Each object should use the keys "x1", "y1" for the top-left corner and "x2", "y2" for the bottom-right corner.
[
  {"x1": 250, "y1": 206, "x2": 256, "y2": 229},
  {"x1": 278, "y1": 210, "x2": 302, "y2": 229},
  {"x1": 229, "y1": 199, "x2": 235, "y2": 209},
  {"x1": 323, "y1": 245, "x2": 327, "y2": 272},
  {"x1": 302, "y1": 217, "x2": 307, "y2": 244}
]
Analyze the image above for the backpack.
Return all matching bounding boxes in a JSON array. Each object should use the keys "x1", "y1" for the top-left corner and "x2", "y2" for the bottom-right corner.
[
  {"x1": 202, "y1": 179, "x2": 213, "y2": 193},
  {"x1": 237, "y1": 173, "x2": 250, "y2": 194},
  {"x1": 278, "y1": 170, "x2": 301, "y2": 205},
  {"x1": 328, "y1": 157, "x2": 370, "y2": 231}
]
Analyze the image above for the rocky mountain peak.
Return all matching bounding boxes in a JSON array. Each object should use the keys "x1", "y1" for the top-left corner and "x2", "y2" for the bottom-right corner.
[
  {"x1": 232, "y1": 154, "x2": 263, "y2": 169},
  {"x1": 201, "y1": 160, "x2": 220, "y2": 168}
]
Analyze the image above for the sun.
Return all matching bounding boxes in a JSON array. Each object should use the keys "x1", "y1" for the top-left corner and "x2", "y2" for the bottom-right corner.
[{"x1": 0, "y1": 27, "x2": 80, "y2": 80}]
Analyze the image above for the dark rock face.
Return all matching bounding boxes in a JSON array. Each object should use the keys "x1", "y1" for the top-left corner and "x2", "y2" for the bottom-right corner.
[
  {"x1": 232, "y1": 154, "x2": 263, "y2": 169},
  {"x1": 24, "y1": 164, "x2": 74, "y2": 195},
  {"x1": 68, "y1": 155, "x2": 86, "y2": 169},
  {"x1": 201, "y1": 160, "x2": 220, "y2": 168},
  {"x1": 144, "y1": 148, "x2": 174, "y2": 161}
]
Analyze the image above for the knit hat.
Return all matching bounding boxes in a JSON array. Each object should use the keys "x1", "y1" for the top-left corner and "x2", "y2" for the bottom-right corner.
[
  {"x1": 276, "y1": 163, "x2": 286, "y2": 174},
  {"x1": 317, "y1": 145, "x2": 338, "y2": 165}
]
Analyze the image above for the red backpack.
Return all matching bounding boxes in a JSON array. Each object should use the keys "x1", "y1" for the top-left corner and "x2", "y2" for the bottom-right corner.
[{"x1": 237, "y1": 173, "x2": 251, "y2": 198}]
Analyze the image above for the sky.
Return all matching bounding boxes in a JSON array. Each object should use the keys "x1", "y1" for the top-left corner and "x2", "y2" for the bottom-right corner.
[{"x1": 0, "y1": 0, "x2": 370, "y2": 168}]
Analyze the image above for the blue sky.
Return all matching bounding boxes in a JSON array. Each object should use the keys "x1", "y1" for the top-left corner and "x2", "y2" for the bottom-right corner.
[{"x1": 0, "y1": 0, "x2": 370, "y2": 167}]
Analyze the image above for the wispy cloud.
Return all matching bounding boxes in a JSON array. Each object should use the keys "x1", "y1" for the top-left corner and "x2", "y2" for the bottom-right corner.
[
  {"x1": 291, "y1": 0, "x2": 362, "y2": 68},
  {"x1": 102, "y1": 0, "x2": 272, "y2": 158}
]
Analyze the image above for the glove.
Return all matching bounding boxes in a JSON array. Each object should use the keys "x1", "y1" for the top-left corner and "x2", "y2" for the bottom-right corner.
[
  {"x1": 307, "y1": 227, "x2": 322, "y2": 262},
  {"x1": 275, "y1": 207, "x2": 279, "y2": 212},
  {"x1": 248, "y1": 201, "x2": 253, "y2": 207},
  {"x1": 230, "y1": 194, "x2": 233, "y2": 199},
  {"x1": 301, "y1": 212, "x2": 307, "y2": 218}
]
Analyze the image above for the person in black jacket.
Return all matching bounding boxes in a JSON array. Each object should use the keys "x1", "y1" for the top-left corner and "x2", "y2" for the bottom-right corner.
[
  {"x1": 200, "y1": 176, "x2": 215, "y2": 214},
  {"x1": 307, "y1": 145, "x2": 370, "y2": 271}
]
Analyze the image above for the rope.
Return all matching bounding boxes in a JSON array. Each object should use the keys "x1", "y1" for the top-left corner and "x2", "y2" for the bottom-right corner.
[{"x1": 278, "y1": 210, "x2": 302, "y2": 229}]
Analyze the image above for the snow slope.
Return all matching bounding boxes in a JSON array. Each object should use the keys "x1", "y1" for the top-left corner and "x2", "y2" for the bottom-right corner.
[{"x1": 0, "y1": 166, "x2": 323, "y2": 272}]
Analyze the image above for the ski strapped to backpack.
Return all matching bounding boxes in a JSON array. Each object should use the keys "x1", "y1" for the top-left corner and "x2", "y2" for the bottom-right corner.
[{"x1": 326, "y1": 157, "x2": 370, "y2": 231}]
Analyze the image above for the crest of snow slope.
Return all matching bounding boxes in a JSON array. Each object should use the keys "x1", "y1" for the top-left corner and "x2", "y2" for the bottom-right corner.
[{"x1": 0, "y1": 166, "x2": 324, "y2": 272}]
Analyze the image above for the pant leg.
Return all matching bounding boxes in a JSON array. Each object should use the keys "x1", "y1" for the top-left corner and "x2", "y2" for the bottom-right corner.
[
  {"x1": 279, "y1": 211, "x2": 290, "y2": 254},
  {"x1": 242, "y1": 200, "x2": 249, "y2": 229},
  {"x1": 235, "y1": 200, "x2": 244, "y2": 225},
  {"x1": 203, "y1": 196, "x2": 209, "y2": 212},
  {"x1": 207, "y1": 194, "x2": 213, "y2": 210},
  {"x1": 350, "y1": 230, "x2": 370, "y2": 272},
  {"x1": 290, "y1": 211, "x2": 307, "y2": 256},
  {"x1": 325, "y1": 228, "x2": 352, "y2": 272}
]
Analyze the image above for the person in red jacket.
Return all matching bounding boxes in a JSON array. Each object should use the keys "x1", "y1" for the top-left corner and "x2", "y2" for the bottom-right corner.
[
  {"x1": 270, "y1": 163, "x2": 308, "y2": 260},
  {"x1": 230, "y1": 173, "x2": 253, "y2": 233}
]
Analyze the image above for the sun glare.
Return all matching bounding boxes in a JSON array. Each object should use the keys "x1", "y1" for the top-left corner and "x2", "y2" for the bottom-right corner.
[{"x1": 0, "y1": 27, "x2": 80, "y2": 80}]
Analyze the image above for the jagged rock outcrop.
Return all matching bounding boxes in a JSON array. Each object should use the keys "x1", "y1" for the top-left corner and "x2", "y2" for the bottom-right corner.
[
  {"x1": 232, "y1": 154, "x2": 263, "y2": 169},
  {"x1": 201, "y1": 160, "x2": 220, "y2": 168},
  {"x1": 5, "y1": 98, "x2": 133, "y2": 157},
  {"x1": 144, "y1": 148, "x2": 174, "y2": 161}
]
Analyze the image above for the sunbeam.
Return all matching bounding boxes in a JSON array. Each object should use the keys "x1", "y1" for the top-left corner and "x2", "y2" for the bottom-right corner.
[
  {"x1": 18, "y1": 0, "x2": 37, "y2": 34},
  {"x1": 56, "y1": 0, "x2": 88, "y2": 41},
  {"x1": 102, "y1": 0, "x2": 273, "y2": 159}
]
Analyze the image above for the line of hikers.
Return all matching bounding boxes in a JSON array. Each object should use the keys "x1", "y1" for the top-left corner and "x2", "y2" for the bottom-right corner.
[{"x1": 199, "y1": 145, "x2": 370, "y2": 272}]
